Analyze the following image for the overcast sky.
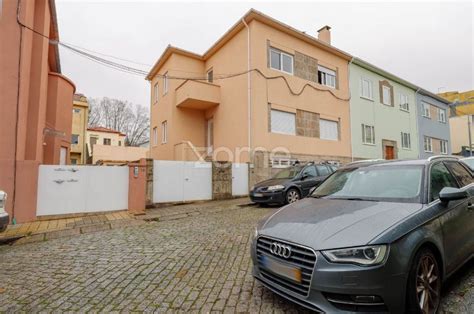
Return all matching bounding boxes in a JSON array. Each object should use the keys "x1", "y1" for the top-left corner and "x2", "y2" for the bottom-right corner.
[{"x1": 56, "y1": 0, "x2": 473, "y2": 106}]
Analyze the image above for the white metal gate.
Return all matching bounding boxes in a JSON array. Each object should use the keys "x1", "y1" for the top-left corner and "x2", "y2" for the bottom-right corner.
[
  {"x1": 232, "y1": 163, "x2": 249, "y2": 196},
  {"x1": 37, "y1": 165, "x2": 129, "y2": 216},
  {"x1": 153, "y1": 160, "x2": 212, "y2": 203}
]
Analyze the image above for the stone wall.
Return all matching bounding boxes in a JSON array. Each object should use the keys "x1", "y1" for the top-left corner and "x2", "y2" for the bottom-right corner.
[
  {"x1": 296, "y1": 109, "x2": 320, "y2": 138},
  {"x1": 212, "y1": 161, "x2": 232, "y2": 200},
  {"x1": 294, "y1": 51, "x2": 318, "y2": 83}
]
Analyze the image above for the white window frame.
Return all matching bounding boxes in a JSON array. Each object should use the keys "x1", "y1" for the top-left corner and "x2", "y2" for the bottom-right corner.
[
  {"x1": 163, "y1": 72, "x2": 168, "y2": 95},
  {"x1": 440, "y1": 140, "x2": 448, "y2": 154},
  {"x1": 438, "y1": 108, "x2": 446, "y2": 123},
  {"x1": 153, "y1": 82, "x2": 158, "y2": 104},
  {"x1": 270, "y1": 157, "x2": 297, "y2": 169},
  {"x1": 269, "y1": 47, "x2": 294, "y2": 75},
  {"x1": 318, "y1": 65, "x2": 336, "y2": 89},
  {"x1": 401, "y1": 132, "x2": 411, "y2": 149},
  {"x1": 400, "y1": 94, "x2": 409, "y2": 112},
  {"x1": 161, "y1": 121, "x2": 167, "y2": 144},
  {"x1": 382, "y1": 85, "x2": 392, "y2": 106},
  {"x1": 270, "y1": 109, "x2": 296, "y2": 135},
  {"x1": 362, "y1": 124, "x2": 375, "y2": 145},
  {"x1": 153, "y1": 127, "x2": 158, "y2": 146},
  {"x1": 424, "y1": 136, "x2": 433, "y2": 152},
  {"x1": 360, "y1": 78, "x2": 373, "y2": 100},
  {"x1": 319, "y1": 119, "x2": 339, "y2": 141},
  {"x1": 422, "y1": 102, "x2": 431, "y2": 118}
]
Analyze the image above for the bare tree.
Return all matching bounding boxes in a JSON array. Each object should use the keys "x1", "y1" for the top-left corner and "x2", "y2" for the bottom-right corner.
[{"x1": 88, "y1": 97, "x2": 149, "y2": 146}]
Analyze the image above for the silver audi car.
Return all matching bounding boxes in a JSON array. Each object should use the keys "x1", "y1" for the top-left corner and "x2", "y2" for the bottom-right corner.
[{"x1": 251, "y1": 156, "x2": 474, "y2": 313}]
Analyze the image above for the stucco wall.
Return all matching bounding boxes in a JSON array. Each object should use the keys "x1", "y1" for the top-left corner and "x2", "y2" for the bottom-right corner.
[
  {"x1": 450, "y1": 115, "x2": 472, "y2": 154},
  {"x1": 416, "y1": 93, "x2": 451, "y2": 158},
  {"x1": 92, "y1": 145, "x2": 148, "y2": 164},
  {"x1": 349, "y1": 63, "x2": 419, "y2": 160}
]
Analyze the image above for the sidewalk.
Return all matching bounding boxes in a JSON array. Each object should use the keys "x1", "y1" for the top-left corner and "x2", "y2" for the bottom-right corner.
[{"x1": 0, "y1": 211, "x2": 144, "y2": 245}]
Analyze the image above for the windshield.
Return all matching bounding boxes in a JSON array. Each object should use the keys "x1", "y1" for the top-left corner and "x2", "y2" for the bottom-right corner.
[
  {"x1": 272, "y1": 166, "x2": 303, "y2": 179},
  {"x1": 312, "y1": 165, "x2": 424, "y2": 202},
  {"x1": 462, "y1": 159, "x2": 474, "y2": 170}
]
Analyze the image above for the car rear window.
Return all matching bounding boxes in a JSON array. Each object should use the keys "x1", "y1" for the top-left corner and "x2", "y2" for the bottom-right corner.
[{"x1": 445, "y1": 161, "x2": 473, "y2": 187}]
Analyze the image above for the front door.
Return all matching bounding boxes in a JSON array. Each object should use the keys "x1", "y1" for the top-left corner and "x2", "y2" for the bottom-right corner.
[
  {"x1": 59, "y1": 147, "x2": 67, "y2": 165},
  {"x1": 385, "y1": 145, "x2": 395, "y2": 160},
  {"x1": 206, "y1": 119, "x2": 213, "y2": 155}
]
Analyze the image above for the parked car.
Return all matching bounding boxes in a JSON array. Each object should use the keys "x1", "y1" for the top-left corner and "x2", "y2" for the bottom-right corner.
[
  {"x1": 251, "y1": 156, "x2": 474, "y2": 313},
  {"x1": 249, "y1": 162, "x2": 337, "y2": 205},
  {"x1": 0, "y1": 190, "x2": 9, "y2": 232},
  {"x1": 461, "y1": 156, "x2": 474, "y2": 171}
]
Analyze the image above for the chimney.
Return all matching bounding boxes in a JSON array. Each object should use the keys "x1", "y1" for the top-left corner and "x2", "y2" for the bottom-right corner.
[{"x1": 317, "y1": 25, "x2": 331, "y2": 45}]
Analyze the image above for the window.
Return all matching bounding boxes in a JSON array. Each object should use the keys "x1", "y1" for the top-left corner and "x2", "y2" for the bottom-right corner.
[
  {"x1": 269, "y1": 47, "x2": 293, "y2": 74},
  {"x1": 316, "y1": 165, "x2": 330, "y2": 176},
  {"x1": 440, "y1": 140, "x2": 448, "y2": 154},
  {"x1": 73, "y1": 108, "x2": 81, "y2": 114},
  {"x1": 401, "y1": 132, "x2": 411, "y2": 149},
  {"x1": 317, "y1": 65, "x2": 336, "y2": 88},
  {"x1": 422, "y1": 102, "x2": 431, "y2": 118},
  {"x1": 302, "y1": 166, "x2": 317, "y2": 178},
  {"x1": 71, "y1": 159, "x2": 77, "y2": 165},
  {"x1": 207, "y1": 69, "x2": 213, "y2": 83},
  {"x1": 400, "y1": 94, "x2": 409, "y2": 111},
  {"x1": 153, "y1": 127, "x2": 158, "y2": 146},
  {"x1": 103, "y1": 138, "x2": 111, "y2": 145},
  {"x1": 320, "y1": 119, "x2": 339, "y2": 141},
  {"x1": 153, "y1": 82, "x2": 158, "y2": 103},
  {"x1": 362, "y1": 124, "x2": 375, "y2": 145},
  {"x1": 382, "y1": 85, "x2": 392, "y2": 106},
  {"x1": 270, "y1": 109, "x2": 296, "y2": 135},
  {"x1": 163, "y1": 73, "x2": 168, "y2": 95},
  {"x1": 271, "y1": 157, "x2": 297, "y2": 168},
  {"x1": 360, "y1": 78, "x2": 373, "y2": 100},
  {"x1": 445, "y1": 162, "x2": 473, "y2": 187},
  {"x1": 438, "y1": 108, "x2": 446, "y2": 123},
  {"x1": 424, "y1": 136, "x2": 432, "y2": 152},
  {"x1": 430, "y1": 162, "x2": 458, "y2": 201},
  {"x1": 118, "y1": 141, "x2": 122, "y2": 147},
  {"x1": 161, "y1": 121, "x2": 167, "y2": 144},
  {"x1": 71, "y1": 134, "x2": 79, "y2": 145}
]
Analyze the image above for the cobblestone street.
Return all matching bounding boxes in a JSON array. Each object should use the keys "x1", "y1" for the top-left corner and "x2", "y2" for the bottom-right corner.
[{"x1": 0, "y1": 202, "x2": 472, "y2": 313}]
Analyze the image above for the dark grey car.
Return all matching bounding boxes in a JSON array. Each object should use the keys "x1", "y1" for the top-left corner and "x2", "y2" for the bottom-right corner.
[{"x1": 251, "y1": 156, "x2": 474, "y2": 313}]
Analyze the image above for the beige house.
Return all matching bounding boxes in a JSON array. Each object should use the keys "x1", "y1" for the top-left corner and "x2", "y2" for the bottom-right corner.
[
  {"x1": 438, "y1": 90, "x2": 474, "y2": 155},
  {"x1": 147, "y1": 9, "x2": 353, "y2": 182},
  {"x1": 71, "y1": 94, "x2": 89, "y2": 164},
  {"x1": 86, "y1": 127, "x2": 126, "y2": 163}
]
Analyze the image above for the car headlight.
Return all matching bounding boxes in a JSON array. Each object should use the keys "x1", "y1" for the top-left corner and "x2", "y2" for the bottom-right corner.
[
  {"x1": 267, "y1": 185, "x2": 285, "y2": 191},
  {"x1": 253, "y1": 227, "x2": 258, "y2": 240},
  {"x1": 250, "y1": 185, "x2": 255, "y2": 191},
  {"x1": 322, "y1": 245, "x2": 388, "y2": 266}
]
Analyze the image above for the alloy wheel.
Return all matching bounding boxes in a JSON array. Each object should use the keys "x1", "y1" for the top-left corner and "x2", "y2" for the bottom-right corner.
[
  {"x1": 415, "y1": 254, "x2": 440, "y2": 314},
  {"x1": 287, "y1": 190, "x2": 300, "y2": 203}
]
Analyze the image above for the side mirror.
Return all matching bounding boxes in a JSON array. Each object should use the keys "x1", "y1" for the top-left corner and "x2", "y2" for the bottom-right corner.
[
  {"x1": 439, "y1": 187, "x2": 467, "y2": 203},
  {"x1": 301, "y1": 174, "x2": 308, "y2": 180}
]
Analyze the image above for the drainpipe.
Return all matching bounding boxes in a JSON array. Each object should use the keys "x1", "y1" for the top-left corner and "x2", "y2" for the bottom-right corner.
[
  {"x1": 242, "y1": 18, "x2": 252, "y2": 160},
  {"x1": 348, "y1": 58, "x2": 354, "y2": 162},
  {"x1": 414, "y1": 88, "x2": 421, "y2": 158}
]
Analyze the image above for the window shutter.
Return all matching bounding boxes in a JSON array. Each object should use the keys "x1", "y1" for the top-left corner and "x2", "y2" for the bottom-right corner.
[
  {"x1": 271, "y1": 110, "x2": 296, "y2": 135},
  {"x1": 320, "y1": 119, "x2": 338, "y2": 140}
]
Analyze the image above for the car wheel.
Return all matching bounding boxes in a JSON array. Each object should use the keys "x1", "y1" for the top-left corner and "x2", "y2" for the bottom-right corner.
[
  {"x1": 406, "y1": 248, "x2": 441, "y2": 314},
  {"x1": 286, "y1": 188, "x2": 300, "y2": 204}
]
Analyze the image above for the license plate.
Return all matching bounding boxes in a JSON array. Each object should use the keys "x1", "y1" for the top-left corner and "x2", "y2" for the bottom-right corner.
[
  {"x1": 261, "y1": 255, "x2": 302, "y2": 283},
  {"x1": 253, "y1": 193, "x2": 263, "y2": 197}
]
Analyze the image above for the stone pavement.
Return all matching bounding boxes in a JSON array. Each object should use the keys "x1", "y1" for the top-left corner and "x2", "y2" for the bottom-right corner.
[{"x1": 0, "y1": 201, "x2": 472, "y2": 312}]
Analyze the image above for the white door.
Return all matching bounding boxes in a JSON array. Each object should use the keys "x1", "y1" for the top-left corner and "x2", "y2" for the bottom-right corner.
[
  {"x1": 183, "y1": 162, "x2": 212, "y2": 201},
  {"x1": 153, "y1": 160, "x2": 184, "y2": 203},
  {"x1": 206, "y1": 119, "x2": 213, "y2": 155},
  {"x1": 232, "y1": 163, "x2": 249, "y2": 196},
  {"x1": 59, "y1": 147, "x2": 67, "y2": 165}
]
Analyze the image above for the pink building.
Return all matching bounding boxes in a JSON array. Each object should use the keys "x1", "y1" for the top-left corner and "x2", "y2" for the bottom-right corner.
[{"x1": 0, "y1": 0, "x2": 76, "y2": 223}]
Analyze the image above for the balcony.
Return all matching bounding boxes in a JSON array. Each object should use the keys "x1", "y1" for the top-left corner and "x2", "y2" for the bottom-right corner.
[{"x1": 175, "y1": 80, "x2": 220, "y2": 110}]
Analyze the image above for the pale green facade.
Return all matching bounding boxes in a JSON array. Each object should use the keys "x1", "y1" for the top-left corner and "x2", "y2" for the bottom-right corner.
[{"x1": 349, "y1": 59, "x2": 419, "y2": 160}]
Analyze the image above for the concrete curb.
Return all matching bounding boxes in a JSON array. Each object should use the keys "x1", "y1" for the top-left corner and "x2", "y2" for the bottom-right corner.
[{"x1": 11, "y1": 219, "x2": 146, "y2": 246}]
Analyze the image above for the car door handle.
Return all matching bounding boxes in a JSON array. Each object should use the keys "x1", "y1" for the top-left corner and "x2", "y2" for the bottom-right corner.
[{"x1": 468, "y1": 203, "x2": 474, "y2": 211}]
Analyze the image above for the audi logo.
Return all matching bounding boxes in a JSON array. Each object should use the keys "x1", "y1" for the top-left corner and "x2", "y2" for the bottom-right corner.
[{"x1": 270, "y1": 242, "x2": 292, "y2": 259}]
